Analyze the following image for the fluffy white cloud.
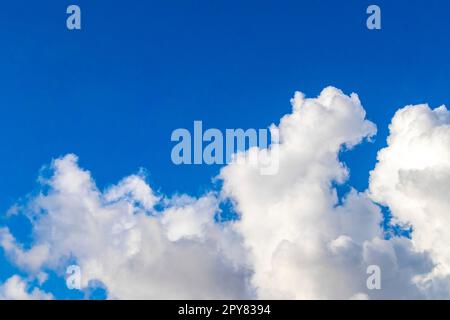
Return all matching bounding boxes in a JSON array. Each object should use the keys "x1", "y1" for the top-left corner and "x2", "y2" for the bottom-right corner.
[
  {"x1": 1, "y1": 154, "x2": 250, "y2": 299},
  {"x1": 0, "y1": 275, "x2": 52, "y2": 300},
  {"x1": 1, "y1": 87, "x2": 449, "y2": 299},
  {"x1": 369, "y1": 103, "x2": 450, "y2": 298},
  {"x1": 221, "y1": 87, "x2": 431, "y2": 299},
  {"x1": 0, "y1": 228, "x2": 50, "y2": 273}
]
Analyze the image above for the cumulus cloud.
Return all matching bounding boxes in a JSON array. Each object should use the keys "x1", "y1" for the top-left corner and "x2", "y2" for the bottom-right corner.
[
  {"x1": 369, "y1": 103, "x2": 450, "y2": 298},
  {"x1": 1, "y1": 87, "x2": 449, "y2": 299},
  {"x1": 0, "y1": 275, "x2": 52, "y2": 300},
  {"x1": 0, "y1": 154, "x2": 250, "y2": 299},
  {"x1": 221, "y1": 87, "x2": 431, "y2": 299}
]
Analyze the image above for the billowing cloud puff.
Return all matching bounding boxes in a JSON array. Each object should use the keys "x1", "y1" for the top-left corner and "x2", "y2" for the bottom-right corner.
[
  {"x1": 0, "y1": 275, "x2": 52, "y2": 300},
  {"x1": 221, "y1": 87, "x2": 431, "y2": 299},
  {"x1": 370, "y1": 103, "x2": 450, "y2": 298},
  {"x1": 0, "y1": 155, "x2": 250, "y2": 299},
  {"x1": 0, "y1": 87, "x2": 448, "y2": 299}
]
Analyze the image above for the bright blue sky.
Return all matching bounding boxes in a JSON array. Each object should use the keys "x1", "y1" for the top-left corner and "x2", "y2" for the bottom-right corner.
[{"x1": 0, "y1": 0, "x2": 449, "y2": 299}]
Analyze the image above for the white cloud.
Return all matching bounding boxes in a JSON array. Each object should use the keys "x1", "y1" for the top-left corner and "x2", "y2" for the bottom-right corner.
[
  {"x1": 1, "y1": 154, "x2": 250, "y2": 299},
  {"x1": 369, "y1": 103, "x2": 450, "y2": 298},
  {"x1": 161, "y1": 194, "x2": 219, "y2": 241},
  {"x1": 0, "y1": 275, "x2": 52, "y2": 300},
  {"x1": 104, "y1": 173, "x2": 160, "y2": 211},
  {"x1": 1, "y1": 87, "x2": 449, "y2": 299},
  {"x1": 220, "y1": 87, "x2": 431, "y2": 299},
  {"x1": 0, "y1": 228, "x2": 49, "y2": 273}
]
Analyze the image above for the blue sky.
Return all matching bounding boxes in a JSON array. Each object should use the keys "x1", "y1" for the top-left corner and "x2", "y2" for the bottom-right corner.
[{"x1": 1, "y1": 0, "x2": 450, "y2": 299}]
